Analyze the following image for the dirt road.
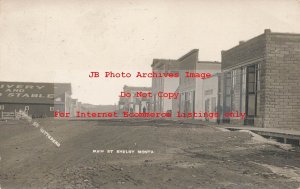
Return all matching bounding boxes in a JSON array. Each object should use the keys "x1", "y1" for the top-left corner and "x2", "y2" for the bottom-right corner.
[{"x1": 1, "y1": 119, "x2": 300, "y2": 189}]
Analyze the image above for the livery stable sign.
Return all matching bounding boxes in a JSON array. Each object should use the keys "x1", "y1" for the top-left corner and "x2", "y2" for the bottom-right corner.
[
  {"x1": 0, "y1": 82, "x2": 68, "y2": 104},
  {"x1": 0, "y1": 84, "x2": 54, "y2": 98}
]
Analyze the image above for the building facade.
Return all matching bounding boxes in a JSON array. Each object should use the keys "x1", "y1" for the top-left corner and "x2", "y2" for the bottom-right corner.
[
  {"x1": 219, "y1": 29, "x2": 300, "y2": 128},
  {"x1": 176, "y1": 49, "x2": 221, "y2": 119},
  {"x1": 151, "y1": 59, "x2": 180, "y2": 113},
  {"x1": 194, "y1": 62, "x2": 221, "y2": 120},
  {"x1": 118, "y1": 85, "x2": 152, "y2": 113},
  {"x1": 70, "y1": 99, "x2": 82, "y2": 117},
  {"x1": 177, "y1": 49, "x2": 199, "y2": 116},
  {"x1": 0, "y1": 82, "x2": 72, "y2": 118}
]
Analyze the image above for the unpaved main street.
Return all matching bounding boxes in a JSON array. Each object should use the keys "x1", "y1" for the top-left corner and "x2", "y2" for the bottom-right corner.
[{"x1": 0, "y1": 119, "x2": 300, "y2": 189}]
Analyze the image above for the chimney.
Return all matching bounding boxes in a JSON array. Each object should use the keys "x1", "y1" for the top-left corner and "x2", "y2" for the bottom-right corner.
[{"x1": 264, "y1": 29, "x2": 271, "y2": 34}]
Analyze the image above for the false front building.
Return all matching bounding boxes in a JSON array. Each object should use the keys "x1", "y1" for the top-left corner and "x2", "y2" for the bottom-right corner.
[
  {"x1": 118, "y1": 85, "x2": 152, "y2": 113},
  {"x1": 151, "y1": 59, "x2": 180, "y2": 113},
  {"x1": 173, "y1": 49, "x2": 221, "y2": 118}
]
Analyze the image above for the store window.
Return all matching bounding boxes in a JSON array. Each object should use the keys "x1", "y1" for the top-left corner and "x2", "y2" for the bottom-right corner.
[
  {"x1": 244, "y1": 63, "x2": 261, "y2": 125},
  {"x1": 241, "y1": 67, "x2": 247, "y2": 113},
  {"x1": 256, "y1": 64, "x2": 261, "y2": 116},
  {"x1": 232, "y1": 69, "x2": 237, "y2": 89},
  {"x1": 223, "y1": 72, "x2": 232, "y2": 123}
]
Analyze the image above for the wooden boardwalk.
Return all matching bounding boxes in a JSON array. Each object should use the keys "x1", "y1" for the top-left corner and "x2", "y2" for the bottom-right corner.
[{"x1": 223, "y1": 126, "x2": 300, "y2": 146}]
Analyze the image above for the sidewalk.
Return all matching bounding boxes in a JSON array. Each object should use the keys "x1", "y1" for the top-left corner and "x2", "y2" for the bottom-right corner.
[
  {"x1": 172, "y1": 119, "x2": 300, "y2": 145},
  {"x1": 220, "y1": 126, "x2": 300, "y2": 136},
  {"x1": 221, "y1": 126, "x2": 300, "y2": 144}
]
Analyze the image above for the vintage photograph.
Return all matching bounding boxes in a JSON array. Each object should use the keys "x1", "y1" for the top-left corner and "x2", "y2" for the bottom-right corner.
[{"x1": 1, "y1": 0, "x2": 300, "y2": 188}]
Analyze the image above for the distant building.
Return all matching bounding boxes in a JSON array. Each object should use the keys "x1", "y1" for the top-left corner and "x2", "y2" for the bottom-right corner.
[
  {"x1": 172, "y1": 87, "x2": 180, "y2": 117},
  {"x1": 151, "y1": 59, "x2": 180, "y2": 113},
  {"x1": 70, "y1": 99, "x2": 82, "y2": 117},
  {"x1": 219, "y1": 29, "x2": 300, "y2": 128},
  {"x1": 0, "y1": 81, "x2": 72, "y2": 118},
  {"x1": 118, "y1": 85, "x2": 152, "y2": 113}
]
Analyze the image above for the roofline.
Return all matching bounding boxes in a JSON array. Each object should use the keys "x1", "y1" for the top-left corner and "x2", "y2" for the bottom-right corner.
[
  {"x1": 123, "y1": 85, "x2": 152, "y2": 89},
  {"x1": 177, "y1": 49, "x2": 199, "y2": 61},
  {"x1": 270, "y1": 31, "x2": 300, "y2": 37},
  {"x1": 221, "y1": 33, "x2": 266, "y2": 54},
  {"x1": 151, "y1": 59, "x2": 178, "y2": 67},
  {"x1": 221, "y1": 29, "x2": 271, "y2": 54},
  {"x1": 220, "y1": 29, "x2": 300, "y2": 54},
  {"x1": 197, "y1": 61, "x2": 221, "y2": 64}
]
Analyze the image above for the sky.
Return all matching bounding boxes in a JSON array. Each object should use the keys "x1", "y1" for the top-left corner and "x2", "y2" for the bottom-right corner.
[{"x1": 1, "y1": 0, "x2": 300, "y2": 105}]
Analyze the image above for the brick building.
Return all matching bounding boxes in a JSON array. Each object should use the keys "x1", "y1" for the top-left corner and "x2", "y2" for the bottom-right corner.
[
  {"x1": 0, "y1": 81, "x2": 72, "y2": 118},
  {"x1": 220, "y1": 29, "x2": 300, "y2": 128}
]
